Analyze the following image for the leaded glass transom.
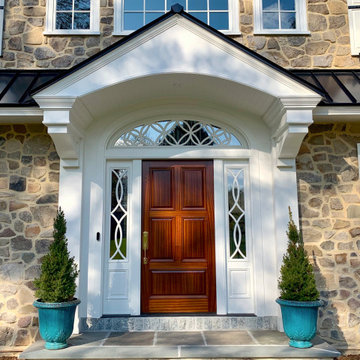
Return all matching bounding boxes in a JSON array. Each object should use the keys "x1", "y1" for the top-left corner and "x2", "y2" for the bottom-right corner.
[
  {"x1": 113, "y1": 120, "x2": 243, "y2": 147},
  {"x1": 227, "y1": 168, "x2": 246, "y2": 259},
  {"x1": 110, "y1": 169, "x2": 128, "y2": 260}
]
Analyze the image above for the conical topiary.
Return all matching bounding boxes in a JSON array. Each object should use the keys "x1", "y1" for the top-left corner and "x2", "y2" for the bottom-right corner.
[
  {"x1": 278, "y1": 207, "x2": 319, "y2": 301},
  {"x1": 34, "y1": 208, "x2": 79, "y2": 303}
]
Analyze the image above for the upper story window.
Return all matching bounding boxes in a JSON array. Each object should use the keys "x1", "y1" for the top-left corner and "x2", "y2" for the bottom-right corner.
[
  {"x1": 254, "y1": 0, "x2": 308, "y2": 34},
  {"x1": 45, "y1": 0, "x2": 100, "y2": 35},
  {"x1": 113, "y1": 0, "x2": 240, "y2": 35}
]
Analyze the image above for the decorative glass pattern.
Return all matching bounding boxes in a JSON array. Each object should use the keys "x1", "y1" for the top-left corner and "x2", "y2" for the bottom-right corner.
[
  {"x1": 227, "y1": 168, "x2": 246, "y2": 259},
  {"x1": 123, "y1": 0, "x2": 229, "y2": 31},
  {"x1": 56, "y1": 0, "x2": 91, "y2": 30},
  {"x1": 114, "y1": 120, "x2": 242, "y2": 147},
  {"x1": 110, "y1": 169, "x2": 128, "y2": 260}
]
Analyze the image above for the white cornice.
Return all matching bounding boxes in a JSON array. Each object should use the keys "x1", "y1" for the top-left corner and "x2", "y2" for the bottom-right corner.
[
  {"x1": 33, "y1": 96, "x2": 77, "y2": 109},
  {"x1": 279, "y1": 96, "x2": 322, "y2": 109}
]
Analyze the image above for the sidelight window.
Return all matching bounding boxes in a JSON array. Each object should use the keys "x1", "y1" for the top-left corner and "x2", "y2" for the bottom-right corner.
[
  {"x1": 109, "y1": 169, "x2": 129, "y2": 260},
  {"x1": 226, "y1": 167, "x2": 246, "y2": 260}
]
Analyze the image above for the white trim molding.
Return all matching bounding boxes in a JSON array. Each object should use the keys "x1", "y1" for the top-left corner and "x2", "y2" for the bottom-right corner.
[
  {"x1": 348, "y1": 0, "x2": 360, "y2": 55},
  {"x1": 45, "y1": 0, "x2": 100, "y2": 35}
]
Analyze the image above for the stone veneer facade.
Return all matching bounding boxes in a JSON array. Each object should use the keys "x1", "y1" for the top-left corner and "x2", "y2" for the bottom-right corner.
[
  {"x1": 1, "y1": 122, "x2": 360, "y2": 354},
  {"x1": 0, "y1": 124, "x2": 59, "y2": 355},
  {"x1": 2, "y1": 0, "x2": 359, "y2": 69},
  {"x1": 298, "y1": 123, "x2": 360, "y2": 352}
]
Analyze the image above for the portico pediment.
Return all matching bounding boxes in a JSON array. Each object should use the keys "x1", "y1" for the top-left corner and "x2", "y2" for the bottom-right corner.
[{"x1": 33, "y1": 5, "x2": 323, "y2": 165}]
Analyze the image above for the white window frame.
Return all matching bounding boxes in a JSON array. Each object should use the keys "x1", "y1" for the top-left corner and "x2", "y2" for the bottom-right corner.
[
  {"x1": 44, "y1": 0, "x2": 100, "y2": 35},
  {"x1": 348, "y1": 0, "x2": 360, "y2": 55},
  {"x1": 253, "y1": 0, "x2": 309, "y2": 34},
  {"x1": 113, "y1": 0, "x2": 240, "y2": 35}
]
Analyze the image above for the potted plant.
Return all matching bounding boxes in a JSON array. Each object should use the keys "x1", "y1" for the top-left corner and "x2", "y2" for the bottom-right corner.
[
  {"x1": 33, "y1": 208, "x2": 80, "y2": 350},
  {"x1": 276, "y1": 207, "x2": 323, "y2": 349}
]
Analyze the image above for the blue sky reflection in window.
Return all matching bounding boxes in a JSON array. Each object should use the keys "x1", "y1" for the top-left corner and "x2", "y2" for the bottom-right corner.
[{"x1": 123, "y1": 0, "x2": 229, "y2": 30}]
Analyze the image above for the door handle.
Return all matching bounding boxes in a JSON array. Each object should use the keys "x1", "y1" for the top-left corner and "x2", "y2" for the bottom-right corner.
[
  {"x1": 142, "y1": 231, "x2": 149, "y2": 251},
  {"x1": 143, "y1": 231, "x2": 149, "y2": 264}
]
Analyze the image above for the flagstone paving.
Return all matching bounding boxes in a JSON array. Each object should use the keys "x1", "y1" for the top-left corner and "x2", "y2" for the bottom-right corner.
[{"x1": 20, "y1": 330, "x2": 341, "y2": 359}]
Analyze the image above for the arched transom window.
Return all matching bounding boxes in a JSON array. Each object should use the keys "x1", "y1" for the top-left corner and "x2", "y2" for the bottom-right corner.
[{"x1": 112, "y1": 120, "x2": 246, "y2": 147}]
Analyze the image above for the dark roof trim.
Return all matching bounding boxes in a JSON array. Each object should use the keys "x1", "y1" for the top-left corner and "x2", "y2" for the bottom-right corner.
[
  {"x1": 31, "y1": 4, "x2": 325, "y2": 98},
  {"x1": 0, "y1": 69, "x2": 359, "y2": 108}
]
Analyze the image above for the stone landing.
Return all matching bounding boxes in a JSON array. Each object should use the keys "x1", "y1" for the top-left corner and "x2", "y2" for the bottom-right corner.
[
  {"x1": 79, "y1": 316, "x2": 278, "y2": 332},
  {"x1": 20, "y1": 330, "x2": 341, "y2": 359}
]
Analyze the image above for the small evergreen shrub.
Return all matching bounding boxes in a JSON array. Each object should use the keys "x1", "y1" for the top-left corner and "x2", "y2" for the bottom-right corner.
[
  {"x1": 278, "y1": 207, "x2": 319, "y2": 301},
  {"x1": 34, "y1": 208, "x2": 79, "y2": 303}
]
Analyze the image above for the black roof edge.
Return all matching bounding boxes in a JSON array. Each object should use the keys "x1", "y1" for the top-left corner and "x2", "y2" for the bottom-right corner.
[{"x1": 30, "y1": 4, "x2": 326, "y2": 99}]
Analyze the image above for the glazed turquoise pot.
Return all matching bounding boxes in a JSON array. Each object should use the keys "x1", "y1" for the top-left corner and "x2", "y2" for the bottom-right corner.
[
  {"x1": 33, "y1": 299, "x2": 80, "y2": 350},
  {"x1": 276, "y1": 298, "x2": 323, "y2": 348}
]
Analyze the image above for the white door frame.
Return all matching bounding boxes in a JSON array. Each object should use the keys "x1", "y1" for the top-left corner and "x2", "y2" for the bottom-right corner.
[{"x1": 85, "y1": 145, "x2": 270, "y2": 317}]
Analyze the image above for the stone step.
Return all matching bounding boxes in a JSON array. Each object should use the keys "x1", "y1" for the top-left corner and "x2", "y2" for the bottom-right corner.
[
  {"x1": 19, "y1": 331, "x2": 341, "y2": 360},
  {"x1": 80, "y1": 315, "x2": 278, "y2": 332}
]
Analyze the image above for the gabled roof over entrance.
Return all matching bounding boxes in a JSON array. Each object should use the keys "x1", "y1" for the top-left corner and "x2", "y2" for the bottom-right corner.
[
  {"x1": 30, "y1": 4, "x2": 326, "y2": 167},
  {"x1": 32, "y1": 5, "x2": 324, "y2": 98}
]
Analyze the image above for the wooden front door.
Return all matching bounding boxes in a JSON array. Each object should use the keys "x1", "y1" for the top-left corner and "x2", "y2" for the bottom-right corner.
[{"x1": 141, "y1": 160, "x2": 216, "y2": 313}]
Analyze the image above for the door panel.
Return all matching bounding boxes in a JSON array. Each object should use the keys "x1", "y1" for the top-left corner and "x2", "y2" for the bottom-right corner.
[
  {"x1": 150, "y1": 168, "x2": 174, "y2": 209},
  {"x1": 181, "y1": 168, "x2": 206, "y2": 209},
  {"x1": 150, "y1": 218, "x2": 175, "y2": 261},
  {"x1": 142, "y1": 160, "x2": 215, "y2": 313},
  {"x1": 182, "y1": 218, "x2": 206, "y2": 260}
]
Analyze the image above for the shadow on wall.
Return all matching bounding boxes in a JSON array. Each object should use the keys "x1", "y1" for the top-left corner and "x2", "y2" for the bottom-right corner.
[
  {"x1": 296, "y1": 123, "x2": 360, "y2": 353},
  {"x1": 311, "y1": 253, "x2": 346, "y2": 351}
]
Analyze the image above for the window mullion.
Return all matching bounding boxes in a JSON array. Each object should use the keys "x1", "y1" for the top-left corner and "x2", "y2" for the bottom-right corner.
[
  {"x1": 143, "y1": 0, "x2": 146, "y2": 26},
  {"x1": 207, "y1": 0, "x2": 210, "y2": 25},
  {"x1": 278, "y1": 0, "x2": 281, "y2": 29},
  {"x1": 72, "y1": 0, "x2": 75, "y2": 29}
]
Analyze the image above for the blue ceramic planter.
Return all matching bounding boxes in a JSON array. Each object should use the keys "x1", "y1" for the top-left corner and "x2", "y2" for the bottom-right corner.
[
  {"x1": 276, "y1": 298, "x2": 323, "y2": 348},
  {"x1": 33, "y1": 299, "x2": 80, "y2": 350}
]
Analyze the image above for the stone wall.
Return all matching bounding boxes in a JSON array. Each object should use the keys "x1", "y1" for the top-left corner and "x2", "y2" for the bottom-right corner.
[
  {"x1": 0, "y1": 124, "x2": 59, "y2": 355},
  {"x1": 2, "y1": 0, "x2": 359, "y2": 69},
  {"x1": 297, "y1": 123, "x2": 360, "y2": 352}
]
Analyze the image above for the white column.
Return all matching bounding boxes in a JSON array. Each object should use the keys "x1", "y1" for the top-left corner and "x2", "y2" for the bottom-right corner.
[
  {"x1": 58, "y1": 152, "x2": 84, "y2": 333},
  {"x1": 43, "y1": 108, "x2": 84, "y2": 332}
]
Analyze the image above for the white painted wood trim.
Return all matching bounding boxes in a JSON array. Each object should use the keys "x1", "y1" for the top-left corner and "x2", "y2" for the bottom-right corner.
[
  {"x1": 348, "y1": 8, "x2": 360, "y2": 55},
  {"x1": 58, "y1": 149, "x2": 84, "y2": 331},
  {"x1": 105, "y1": 148, "x2": 252, "y2": 159},
  {"x1": 128, "y1": 160, "x2": 142, "y2": 315},
  {"x1": 214, "y1": 159, "x2": 227, "y2": 315},
  {"x1": 103, "y1": 162, "x2": 131, "y2": 315},
  {"x1": 224, "y1": 161, "x2": 255, "y2": 314}
]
